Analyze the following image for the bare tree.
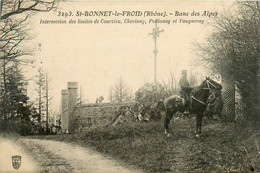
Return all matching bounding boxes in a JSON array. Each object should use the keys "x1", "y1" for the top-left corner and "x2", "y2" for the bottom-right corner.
[
  {"x1": 0, "y1": 16, "x2": 30, "y2": 119},
  {"x1": 1, "y1": 0, "x2": 57, "y2": 20},
  {"x1": 108, "y1": 87, "x2": 113, "y2": 103},
  {"x1": 0, "y1": 0, "x2": 57, "y2": 114},
  {"x1": 36, "y1": 66, "x2": 45, "y2": 122},
  {"x1": 161, "y1": 62, "x2": 178, "y2": 96},
  {"x1": 0, "y1": 0, "x2": 57, "y2": 134},
  {"x1": 110, "y1": 77, "x2": 133, "y2": 103}
]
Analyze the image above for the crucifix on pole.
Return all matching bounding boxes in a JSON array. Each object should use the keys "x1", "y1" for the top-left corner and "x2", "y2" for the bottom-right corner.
[{"x1": 149, "y1": 21, "x2": 164, "y2": 85}]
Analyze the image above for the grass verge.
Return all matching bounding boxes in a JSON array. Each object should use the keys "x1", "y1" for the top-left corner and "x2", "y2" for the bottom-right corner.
[{"x1": 27, "y1": 119, "x2": 260, "y2": 172}]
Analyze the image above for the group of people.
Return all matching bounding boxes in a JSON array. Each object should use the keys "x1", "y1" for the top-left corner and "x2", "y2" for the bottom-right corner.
[
  {"x1": 112, "y1": 101, "x2": 165, "y2": 126},
  {"x1": 112, "y1": 69, "x2": 222, "y2": 126}
]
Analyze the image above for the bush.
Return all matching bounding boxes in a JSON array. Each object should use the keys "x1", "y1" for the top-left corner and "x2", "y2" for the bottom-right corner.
[
  {"x1": 0, "y1": 118, "x2": 34, "y2": 135},
  {"x1": 195, "y1": 2, "x2": 259, "y2": 123},
  {"x1": 135, "y1": 83, "x2": 169, "y2": 105}
]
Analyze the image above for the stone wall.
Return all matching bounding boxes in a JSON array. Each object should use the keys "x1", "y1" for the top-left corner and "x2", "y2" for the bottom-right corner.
[
  {"x1": 71, "y1": 102, "x2": 134, "y2": 133},
  {"x1": 60, "y1": 82, "x2": 135, "y2": 133}
]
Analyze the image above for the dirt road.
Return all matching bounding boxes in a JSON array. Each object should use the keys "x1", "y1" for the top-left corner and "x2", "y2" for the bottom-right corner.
[{"x1": 1, "y1": 137, "x2": 140, "y2": 173}]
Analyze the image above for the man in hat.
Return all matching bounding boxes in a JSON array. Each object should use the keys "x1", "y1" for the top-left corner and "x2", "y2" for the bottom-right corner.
[{"x1": 179, "y1": 70, "x2": 192, "y2": 114}]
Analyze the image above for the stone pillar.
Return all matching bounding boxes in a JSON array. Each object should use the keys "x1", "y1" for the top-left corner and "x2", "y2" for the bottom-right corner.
[
  {"x1": 67, "y1": 82, "x2": 78, "y2": 132},
  {"x1": 61, "y1": 89, "x2": 69, "y2": 132},
  {"x1": 61, "y1": 89, "x2": 68, "y2": 112}
]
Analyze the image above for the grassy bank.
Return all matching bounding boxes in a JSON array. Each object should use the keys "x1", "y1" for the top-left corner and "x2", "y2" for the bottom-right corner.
[{"x1": 27, "y1": 119, "x2": 260, "y2": 172}]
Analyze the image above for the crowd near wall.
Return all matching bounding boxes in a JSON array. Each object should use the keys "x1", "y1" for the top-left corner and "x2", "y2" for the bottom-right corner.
[{"x1": 61, "y1": 80, "x2": 238, "y2": 133}]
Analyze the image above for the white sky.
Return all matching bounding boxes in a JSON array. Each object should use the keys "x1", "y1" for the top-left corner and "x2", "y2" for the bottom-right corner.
[{"x1": 24, "y1": 1, "x2": 235, "y2": 112}]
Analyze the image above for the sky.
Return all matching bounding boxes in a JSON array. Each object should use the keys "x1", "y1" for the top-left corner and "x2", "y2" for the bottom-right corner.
[{"x1": 24, "y1": 1, "x2": 235, "y2": 113}]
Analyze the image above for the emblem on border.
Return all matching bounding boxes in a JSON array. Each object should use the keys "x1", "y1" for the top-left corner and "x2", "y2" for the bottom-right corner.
[{"x1": 11, "y1": 155, "x2": 22, "y2": 170}]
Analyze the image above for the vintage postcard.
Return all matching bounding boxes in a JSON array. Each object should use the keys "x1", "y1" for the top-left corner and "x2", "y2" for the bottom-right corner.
[{"x1": 0, "y1": 0, "x2": 259, "y2": 172}]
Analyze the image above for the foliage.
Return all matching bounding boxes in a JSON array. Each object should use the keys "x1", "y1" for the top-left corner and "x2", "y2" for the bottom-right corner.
[
  {"x1": 33, "y1": 120, "x2": 260, "y2": 172},
  {"x1": 95, "y1": 96, "x2": 104, "y2": 103},
  {"x1": 135, "y1": 83, "x2": 170, "y2": 106},
  {"x1": 195, "y1": 2, "x2": 260, "y2": 123},
  {"x1": 0, "y1": 0, "x2": 57, "y2": 134},
  {"x1": 0, "y1": 63, "x2": 38, "y2": 135},
  {"x1": 34, "y1": 67, "x2": 47, "y2": 122},
  {"x1": 0, "y1": 115, "x2": 36, "y2": 136},
  {"x1": 0, "y1": 64, "x2": 30, "y2": 118}
]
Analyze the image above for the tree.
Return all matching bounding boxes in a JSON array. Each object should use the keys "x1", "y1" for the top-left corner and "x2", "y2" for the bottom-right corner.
[
  {"x1": 134, "y1": 83, "x2": 168, "y2": 121},
  {"x1": 35, "y1": 66, "x2": 45, "y2": 122},
  {"x1": 0, "y1": 0, "x2": 57, "y2": 134},
  {"x1": 34, "y1": 67, "x2": 53, "y2": 134},
  {"x1": 195, "y1": 2, "x2": 260, "y2": 122},
  {"x1": 135, "y1": 83, "x2": 168, "y2": 106},
  {"x1": 0, "y1": 16, "x2": 30, "y2": 119},
  {"x1": 161, "y1": 63, "x2": 179, "y2": 96},
  {"x1": 110, "y1": 77, "x2": 133, "y2": 103},
  {"x1": 0, "y1": 63, "x2": 29, "y2": 118},
  {"x1": 0, "y1": 0, "x2": 57, "y2": 20},
  {"x1": 108, "y1": 87, "x2": 113, "y2": 103},
  {"x1": 76, "y1": 85, "x2": 89, "y2": 104},
  {"x1": 0, "y1": 61, "x2": 37, "y2": 135}
]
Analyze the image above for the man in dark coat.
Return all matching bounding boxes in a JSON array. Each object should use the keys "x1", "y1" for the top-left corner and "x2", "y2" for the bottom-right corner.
[{"x1": 179, "y1": 70, "x2": 192, "y2": 114}]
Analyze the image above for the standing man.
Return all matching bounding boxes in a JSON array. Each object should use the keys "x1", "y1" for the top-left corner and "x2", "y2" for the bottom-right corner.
[{"x1": 179, "y1": 70, "x2": 192, "y2": 114}]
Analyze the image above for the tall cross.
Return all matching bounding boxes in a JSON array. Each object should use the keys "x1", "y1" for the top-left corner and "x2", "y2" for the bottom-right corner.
[{"x1": 149, "y1": 21, "x2": 164, "y2": 85}]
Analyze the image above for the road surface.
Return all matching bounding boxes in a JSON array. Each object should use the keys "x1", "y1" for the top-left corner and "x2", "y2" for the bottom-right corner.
[
  {"x1": 0, "y1": 137, "x2": 140, "y2": 173},
  {"x1": 0, "y1": 137, "x2": 38, "y2": 172}
]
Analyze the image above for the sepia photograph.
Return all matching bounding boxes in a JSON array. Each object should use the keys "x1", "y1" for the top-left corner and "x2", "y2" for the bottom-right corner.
[{"x1": 0, "y1": 0, "x2": 259, "y2": 172}]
